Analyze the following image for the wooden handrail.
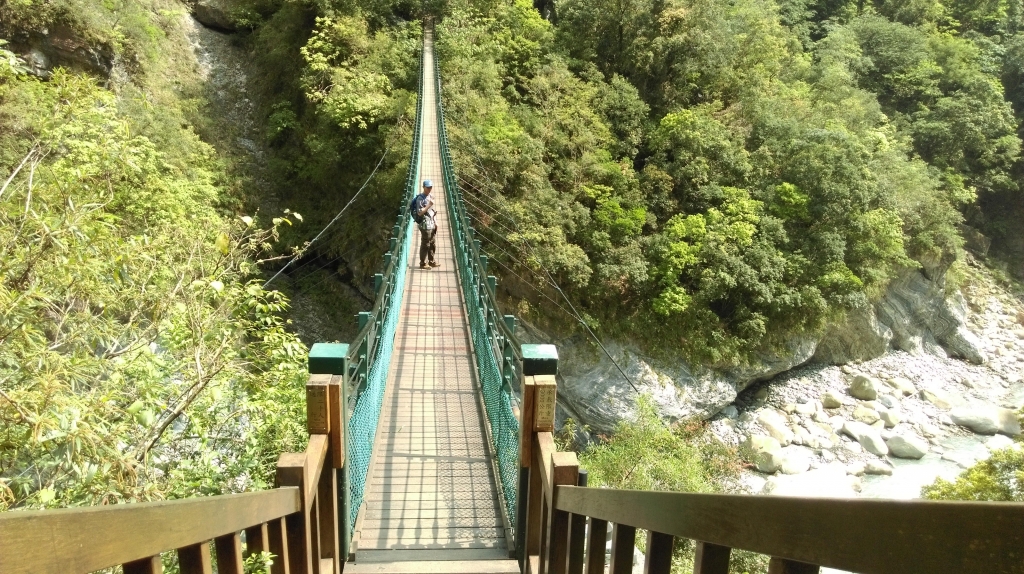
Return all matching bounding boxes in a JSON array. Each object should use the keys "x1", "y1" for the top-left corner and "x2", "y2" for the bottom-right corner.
[
  {"x1": 555, "y1": 486, "x2": 1024, "y2": 574},
  {"x1": 515, "y1": 348, "x2": 1024, "y2": 574},
  {"x1": 1, "y1": 373, "x2": 346, "y2": 574},
  {"x1": 0, "y1": 488, "x2": 300, "y2": 574}
]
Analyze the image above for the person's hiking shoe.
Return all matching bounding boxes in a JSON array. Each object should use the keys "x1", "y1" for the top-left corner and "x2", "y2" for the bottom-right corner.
[
  {"x1": 429, "y1": 261, "x2": 440, "y2": 268},
  {"x1": 419, "y1": 263, "x2": 430, "y2": 270}
]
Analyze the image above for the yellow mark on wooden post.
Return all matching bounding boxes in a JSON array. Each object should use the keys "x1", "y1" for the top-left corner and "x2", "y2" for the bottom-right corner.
[
  {"x1": 307, "y1": 374, "x2": 331, "y2": 435},
  {"x1": 533, "y1": 374, "x2": 557, "y2": 432}
]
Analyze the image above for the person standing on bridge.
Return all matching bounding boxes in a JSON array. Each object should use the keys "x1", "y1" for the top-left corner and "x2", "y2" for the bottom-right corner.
[{"x1": 411, "y1": 179, "x2": 439, "y2": 270}]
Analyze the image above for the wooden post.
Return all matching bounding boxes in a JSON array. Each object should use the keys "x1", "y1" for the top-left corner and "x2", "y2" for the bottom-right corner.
[
  {"x1": 767, "y1": 558, "x2": 820, "y2": 574},
  {"x1": 277, "y1": 453, "x2": 311, "y2": 574},
  {"x1": 123, "y1": 556, "x2": 162, "y2": 574},
  {"x1": 245, "y1": 523, "x2": 269, "y2": 556},
  {"x1": 693, "y1": 542, "x2": 731, "y2": 574},
  {"x1": 545, "y1": 451, "x2": 579, "y2": 574},
  {"x1": 178, "y1": 543, "x2": 213, "y2": 574},
  {"x1": 608, "y1": 524, "x2": 636, "y2": 574},
  {"x1": 585, "y1": 518, "x2": 608, "y2": 574},
  {"x1": 214, "y1": 533, "x2": 244, "y2": 574},
  {"x1": 318, "y1": 448, "x2": 340, "y2": 574},
  {"x1": 644, "y1": 531, "x2": 674, "y2": 574},
  {"x1": 308, "y1": 344, "x2": 350, "y2": 566},
  {"x1": 244, "y1": 524, "x2": 271, "y2": 574},
  {"x1": 567, "y1": 471, "x2": 588, "y2": 574},
  {"x1": 521, "y1": 344, "x2": 558, "y2": 574},
  {"x1": 267, "y1": 518, "x2": 291, "y2": 574},
  {"x1": 519, "y1": 376, "x2": 537, "y2": 468}
]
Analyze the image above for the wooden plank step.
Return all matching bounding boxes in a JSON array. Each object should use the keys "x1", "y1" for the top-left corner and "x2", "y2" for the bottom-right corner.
[
  {"x1": 359, "y1": 527, "x2": 505, "y2": 540},
  {"x1": 357, "y1": 539, "x2": 506, "y2": 550},
  {"x1": 361, "y1": 508, "x2": 502, "y2": 520},
  {"x1": 345, "y1": 559, "x2": 519, "y2": 573},
  {"x1": 360, "y1": 517, "x2": 504, "y2": 530},
  {"x1": 363, "y1": 500, "x2": 502, "y2": 512},
  {"x1": 368, "y1": 491, "x2": 501, "y2": 500},
  {"x1": 352, "y1": 549, "x2": 511, "y2": 564}
]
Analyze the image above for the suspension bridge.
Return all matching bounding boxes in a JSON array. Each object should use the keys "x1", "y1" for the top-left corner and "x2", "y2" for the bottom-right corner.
[{"x1": 3, "y1": 21, "x2": 1024, "y2": 574}]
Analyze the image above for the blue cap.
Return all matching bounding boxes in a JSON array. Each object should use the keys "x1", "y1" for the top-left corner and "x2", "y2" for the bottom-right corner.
[{"x1": 423, "y1": 179, "x2": 433, "y2": 188}]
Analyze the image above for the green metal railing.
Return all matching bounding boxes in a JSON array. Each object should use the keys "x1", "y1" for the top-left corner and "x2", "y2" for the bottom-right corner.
[{"x1": 433, "y1": 34, "x2": 524, "y2": 532}]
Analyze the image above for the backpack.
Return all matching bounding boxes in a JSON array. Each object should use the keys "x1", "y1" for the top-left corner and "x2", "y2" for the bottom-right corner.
[{"x1": 410, "y1": 196, "x2": 425, "y2": 224}]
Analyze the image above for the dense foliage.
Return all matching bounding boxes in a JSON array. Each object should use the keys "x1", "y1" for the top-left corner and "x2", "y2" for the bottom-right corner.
[
  {"x1": 246, "y1": 0, "x2": 422, "y2": 343},
  {"x1": 437, "y1": 0, "x2": 1024, "y2": 366},
  {"x1": 0, "y1": 3, "x2": 310, "y2": 509},
  {"x1": 923, "y1": 443, "x2": 1024, "y2": 501},
  {"x1": 575, "y1": 397, "x2": 764, "y2": 573}
]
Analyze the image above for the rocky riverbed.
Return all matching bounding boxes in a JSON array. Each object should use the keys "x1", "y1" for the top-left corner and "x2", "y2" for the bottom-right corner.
[{"x1": 705, "y1": 263, "x2": 1024, "y2": 501}]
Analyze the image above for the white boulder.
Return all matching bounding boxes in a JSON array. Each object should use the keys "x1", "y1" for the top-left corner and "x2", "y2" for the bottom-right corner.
[
  {"x1": 950, "y1": 405, "x2": 1022, "y2": 436},
  {"x1": 822, "y1": 391, "x2": 844, "y2": 409},
  {"x1": 842, "y1": 420, "x2": 889, "y2": 456},
  {"x1": 757, "y1": 410, "x2": 795, "y2": 445},
  {"x1": 853, "y1": 405, "x2": 880, "y2": 424},
  {"x1": 919, "y1": 388, "x2": 957, "y2": 410},
  {"x1": 849, "y1": 375, "x2": 879, "y2": 400},
  {"x1": 879, "y1": 408, "x2": 901, "y2": 428},
  {"x1": 887, "y1": 377, "x2": 916, "y2": 396},
  {"x1": 885, "y1": 433, "x2": 928, "y2": 459}
]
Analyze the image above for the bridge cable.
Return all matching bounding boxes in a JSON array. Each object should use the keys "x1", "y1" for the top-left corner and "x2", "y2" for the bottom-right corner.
[
  {"x1": 449, "y1": 139, "x2": 640, "y2": 394},
  {"x1": 263, "y1": 139, "x2": 396, "y2": 290}
]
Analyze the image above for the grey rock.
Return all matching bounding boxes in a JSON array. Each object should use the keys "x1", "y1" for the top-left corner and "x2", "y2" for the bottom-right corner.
[
  {"x1": 986, "y1": 435, "x2": 1016, "y2": 451},
  {"x1": 557, "y1": 341, "x2": 735, "y2": 434},
  {"x1": 886, "y1": 377, "x2": 917, "y2": 396},
  {"x1": 743, "y1": 434, "x2": 782, "y2": 454},
  {"x1": 852, "y1": 405, "x2": 880, "y2": 424},
  {"x1": 822, "y1": 391, "x2": 844, "y2": 409},
  {"x1": 754, "y1": 450, "x2": 784, "y2": 473},
  {"x1": 813, "y1": 303, "x2": 893, "y2": 364},
  {"x1": 842, "y1": 420, "x2": 889, "y2": 456},
  {"x1": 879, "y1": 408, "x2": 901, "y2": 428},
  {"x1": 960, "y1": 224, "x2": 992, "y2": 256},
  {"x1": 920, "y1": 388, "x2": 957, "y2": 410},
  {"x1": 886, "y1": 434, "x2": 928, "y2": 459},
  {"x1": 721, "y1": 405, "x2": 739, "y2": 419},
  {"x1": 877, "y1": 394, "x2": 898, "y2": 409},
  {"x1": 950, "y1": 406, "x2": 1022, "y2": 436},
  {"x1": 865, "y1": 460, "x2": 894, "y2": 475},
  {"x1": 1, "y1": 23, "x2": 114, "y2": 78},
  {"x1": 757, "y1": 410, "x2": 794, "y2": 445},
  {"x1": 192, "y1": 0, "x2": 242, "y2": 31},
  {"x1": 848, "y1": 375, "x2": 879, "y2": 400},
  {"x1": 875, "y1": 269, "x2": 986, "y2": 364},
  {"x1": 556, "y1": 335, "x2": 819, "y2": 433},
  {"x1": 846, "y1": 462, "x2": 866, "y2": 476},
  {"x1": 795, "y1": 402, "x2": 816, "y2": 416},
  {"x1": 942, "y1": 450, "x2": 978, "y2": 469},
  {"x1": 723, "y1": 335, "x2": 819, "y2": 391},
  {"x1": 778, "y1": 446, "x2": 813, "y2": 475}
]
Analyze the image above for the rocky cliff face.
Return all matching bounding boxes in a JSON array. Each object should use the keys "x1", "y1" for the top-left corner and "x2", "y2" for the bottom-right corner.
[
  {"x1": 545, "y1": 264, "x2": 990, "y2": 435},
  {"x1": 0, "y1": 23, "x2": 114, "y2": 79}
]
